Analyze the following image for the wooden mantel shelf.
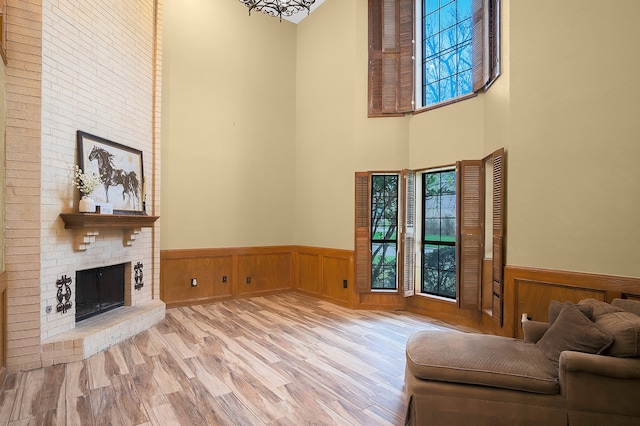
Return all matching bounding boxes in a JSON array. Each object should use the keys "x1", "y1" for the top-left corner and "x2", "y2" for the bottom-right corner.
[
  {"x1": 60, "y1": 213, "x2": 159, "y2": 230},
  {"x1": 60, "y1": 213, "x2": 159, "y2": 250}
]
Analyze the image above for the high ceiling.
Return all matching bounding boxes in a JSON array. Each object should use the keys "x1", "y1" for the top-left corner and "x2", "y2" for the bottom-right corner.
[{"x1": 283, "y1": 0, "x2": 325, "y2": 24}]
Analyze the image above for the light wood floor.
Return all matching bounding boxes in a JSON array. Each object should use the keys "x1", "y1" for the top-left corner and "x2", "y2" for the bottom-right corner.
[{"x1": 0, "y1": 292, "x2": 461, "y2": 425}]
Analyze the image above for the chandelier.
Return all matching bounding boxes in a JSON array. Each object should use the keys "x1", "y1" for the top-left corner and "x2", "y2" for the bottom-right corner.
[{"x1": 239, "y1": 0, "x2": 315, "y2": 21}]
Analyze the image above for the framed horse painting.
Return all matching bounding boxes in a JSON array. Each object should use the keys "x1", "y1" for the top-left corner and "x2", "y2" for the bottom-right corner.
[{"x1": 77, "y1": 131, "x2": 145, "y2": 215}]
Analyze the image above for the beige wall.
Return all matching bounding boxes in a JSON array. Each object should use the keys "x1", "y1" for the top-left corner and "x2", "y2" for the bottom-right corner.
[
  {"x1": 162, "y1": 0, "x2": 297, "y2": 249},
  {"x1": 163, "y1": 0, "x2": 640, "y2": 278},
  {"x1": 506, "y1": 0, "x2": 640, "y2": 276},
  {"x1": 296, "y1": 0, "x2": 410, "y2": 249}
]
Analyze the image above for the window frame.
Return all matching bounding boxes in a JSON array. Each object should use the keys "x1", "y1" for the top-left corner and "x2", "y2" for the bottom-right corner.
[
  {"x1": 417, "y1": 0, "x2": 474, "y2": 110},
  {"x1": 368, "y1": 0, "x2": 500, "y2": 116},
  {"x1": 355, "y1": 148, "x2": 505, "y2": 325},
  {"x1": 419, "y1": 167, "x2": 457, "y2": 299},
  {"x1": 370, "y1": 173, "x2": 401, "y2": 291}
]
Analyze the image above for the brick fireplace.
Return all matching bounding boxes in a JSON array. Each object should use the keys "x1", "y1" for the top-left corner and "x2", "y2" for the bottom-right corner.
[{"x1": 3, "y1": 1, "x2": 165, "y2": 371}]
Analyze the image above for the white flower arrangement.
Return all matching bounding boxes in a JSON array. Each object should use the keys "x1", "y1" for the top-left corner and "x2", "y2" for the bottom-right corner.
[{"x1": 72, "y1": 165, "x2": 102, "y2": 196}]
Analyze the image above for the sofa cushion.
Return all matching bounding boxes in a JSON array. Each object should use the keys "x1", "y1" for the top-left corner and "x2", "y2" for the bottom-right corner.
[
  {"x1": 595, "y1": 311, "x2": 640, "y2": 357},
  {"x1": 406, "y1": 330, "x2": 559, "y2": 395},
  {"x1": 537, "y1": 301, "x2": 613, "y2": 368},
  {"x1": 580, "y1": 298, "x2": 640, "y2": 357},
  {"x1": 548, "y1": 300, "x2": 593, "y2": 325},
  {"x1": 579, "y1": 298, "x2": 625, "y2": 317},
  {"x1": 612, "y1": 298, "x2": 640, "y2": 317}
]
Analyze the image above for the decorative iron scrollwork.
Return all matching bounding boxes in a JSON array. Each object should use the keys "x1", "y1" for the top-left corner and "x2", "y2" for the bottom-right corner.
[
  {"x1": 134, "y1": 262, "x2": 144, "y2": 290},
  {"x1": 56, "y1": 275, "x2": 73, "y2": 313}
]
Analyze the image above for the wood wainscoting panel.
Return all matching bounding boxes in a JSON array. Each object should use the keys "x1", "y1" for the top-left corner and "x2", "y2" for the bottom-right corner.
[
  {"x1": 237, "y1": 252, "x2": 292, "y2": 296},
  {"x1": 161, "y1": 254, "x2": 233, "y2": 307},
  {"x1": 161, "y1": 247, "x2": 357, "y2": 309},
  {"x1": 514, "y1": 280, "x2": 605, "y2": 339},
  {"x1": 321, "y1": 255, "x2": 351, "y2": 305},
  {"x1": 297, "y1": 247, "x2": 354, "y2": 306},
  {"x1": 503, "y1": 266, "x2": 640, "y2": 339},
  {"x1": 298, "y1": 252, "x2": 322, "y2": 296}
]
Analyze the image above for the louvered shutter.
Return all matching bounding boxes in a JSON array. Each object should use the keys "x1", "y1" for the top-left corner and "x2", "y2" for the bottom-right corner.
[
  {"x1": 473, "y1": 0, "x2": 500, "y2": 92},
  {"x1": 355, "y1": 173, "x2": 372, "y2": 293},
  {"x1": 368, "y1": 0, "x2": 414, "y2": 116},
  {"x1": 403, "y1": 170, "x2": 416, "y2": 297},
  {"x1": 491, "y1": 148, "x2": 505, "y2": 326},
  {"x1": 472, "y1": 0, "x2": 488, "y2": 92},
  {"x1": 457, "y1": 160, "x2": 484, "y2": 310}
]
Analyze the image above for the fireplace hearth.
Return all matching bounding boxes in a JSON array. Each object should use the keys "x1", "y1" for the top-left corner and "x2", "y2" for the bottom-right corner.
[{"x1": 76, "y1": 263, "x2": 126, "y2": 322}]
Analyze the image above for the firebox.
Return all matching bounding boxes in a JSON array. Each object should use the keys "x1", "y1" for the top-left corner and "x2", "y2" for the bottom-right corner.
[{"x1": 75, "y1": 263, "x2": 125, "y2": 322}]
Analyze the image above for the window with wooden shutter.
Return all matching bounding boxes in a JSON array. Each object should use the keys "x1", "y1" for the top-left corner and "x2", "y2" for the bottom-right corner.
[
  {"x1": 369, "y1": 0, "x2": 499, "y2": 112},
  {"x1": 368, "y1": 0, "x2": 414, "y2": 117},
  {"x1": 457, "y1": 160, "x2": 484, "y2": 310},
  {"x1": 355, "y1": 173, "x2": 372, "y2": 293}
]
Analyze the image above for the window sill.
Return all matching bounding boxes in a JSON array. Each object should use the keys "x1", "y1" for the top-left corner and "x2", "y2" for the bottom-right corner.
[
  {"x1": 414, "y1": 292, "x2": 456, "y2": 304},
  {"x1": 412, "y1": 92, "x2": 478, "y2": 115}
]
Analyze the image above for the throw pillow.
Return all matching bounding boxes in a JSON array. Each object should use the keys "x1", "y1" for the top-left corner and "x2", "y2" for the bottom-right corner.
[
  {"x1": 548, "y1": 300, "x2": 593, "y2": 325},
  {"x1": 537, "y1": 301, "x2": 613, "y2": 368}
]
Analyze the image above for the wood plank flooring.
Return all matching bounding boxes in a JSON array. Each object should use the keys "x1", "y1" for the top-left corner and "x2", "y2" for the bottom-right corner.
[{"x1": 0, "y1": 292, "x2": 463, "y2": 425}]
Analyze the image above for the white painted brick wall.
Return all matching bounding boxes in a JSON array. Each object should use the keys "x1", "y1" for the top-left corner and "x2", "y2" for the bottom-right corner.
[
  {"x1": 4, "y1": 0, "x2": 162, "y2": 372},
  {"x1": 38, "y1": 1, "x2": 159, "y2": 341}
]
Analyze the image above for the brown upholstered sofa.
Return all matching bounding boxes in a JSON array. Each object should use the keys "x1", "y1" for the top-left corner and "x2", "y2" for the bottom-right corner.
[{"x1": 404, "y1": 298, "x2": 640, "y2": 425}]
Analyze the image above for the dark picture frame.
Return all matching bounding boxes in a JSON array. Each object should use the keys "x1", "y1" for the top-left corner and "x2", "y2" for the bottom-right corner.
[{"x1": 77, "y1": 131, "x2": 145, "y2": 215}]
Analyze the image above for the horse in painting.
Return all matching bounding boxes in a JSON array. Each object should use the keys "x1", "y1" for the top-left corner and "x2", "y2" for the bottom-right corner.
[{"x1": 88, "y1": 146, "x2": 140, "y2": 207}]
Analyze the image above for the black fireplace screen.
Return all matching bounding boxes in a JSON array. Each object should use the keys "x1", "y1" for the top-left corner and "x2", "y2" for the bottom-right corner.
[{"x1": 75, "y1": 263, "x2": 125, "y2": 322}]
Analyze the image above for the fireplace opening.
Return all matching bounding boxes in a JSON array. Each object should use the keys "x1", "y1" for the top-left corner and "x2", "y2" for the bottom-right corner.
[{"x1": 76, "y1": 263, "x2": 125, "y2": 322}]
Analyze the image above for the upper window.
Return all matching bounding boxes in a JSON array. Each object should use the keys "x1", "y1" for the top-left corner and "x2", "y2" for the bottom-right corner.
[
  {"x1": 420, "y1": 0, "x2": 473, "y2": 107},
  {"x1": 368, "y1": 0, "x2": 500, "y2": 116}
]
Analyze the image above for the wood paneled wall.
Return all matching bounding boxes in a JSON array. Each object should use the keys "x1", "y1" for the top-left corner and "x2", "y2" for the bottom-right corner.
[
  {"x1": 161, "y1": 246, "x2": 354, "y2": 308},
  {"x1": 503, "y1": 266, "x2": 640, "y2": 339},
  {"x1": 161, "y1": 249, "x2": 640, "y2": 340}
]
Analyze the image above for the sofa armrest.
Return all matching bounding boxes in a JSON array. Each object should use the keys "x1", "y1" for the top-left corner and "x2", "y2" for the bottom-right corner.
[
  {"x1": 522, "y1": 320, "x2": 548, "y2": 343},
  {"x1": 559, "y1": 351, "x2": 640, "y2": 417}
]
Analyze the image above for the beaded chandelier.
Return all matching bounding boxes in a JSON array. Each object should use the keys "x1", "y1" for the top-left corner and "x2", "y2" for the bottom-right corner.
[{"x1": 239, "y1": 0, "x2": 315, "y2": 21}]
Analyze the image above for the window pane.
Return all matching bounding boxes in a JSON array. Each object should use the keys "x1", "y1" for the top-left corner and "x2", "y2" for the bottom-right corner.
[
  {"x1": 425, "y1": 83, "x2": 438, "y2": 105},
  {"x1": 440, "y1": 2, "x2": 456, "y2": 30},
  {"x1": 422, "y1": 245, "x2": 456, "y2": 296},
  {"x1": 439, "y1": 76, "x2": 454, "y2": 102},
  {"x1": 422, "y1": 0, "x2": 474, "y2": 107},
  {"x1": 370, "y1": 175, "x2": 399, "y2": 290},
  {"x1": 441, "y1": 194, "x2": 455, "y2": 217},
  {"x1": 426, "y1": 0, "x2": 439, "y2": 13},
  {"x1": 421, "y1": 170, "x2": 456, "y2": 299},
  {"x1": 458, "y1": 0, "x2": 472, "y2": 20},
  {"x1": 457, "y1": 20, "x2": 472, "y2": 44},
  {"x1": 372, "y1": 242, "x2": 398, "y2": 289},
  {"x1": 457, "y1": 69, "x2": 472, "y2": 96},
  {"x1": 424, "y1": 35, "x2": 439, "y2": 59},
  {"x1": 441, "y1": 218, "x2": 456, "y2": 242},
  {"x1": 425, "y1": 12, "x2": 439, "y2": 37},
  {"x1": 424, "y1": 58, "x2": 438, "y2": 80},
  {"x1": 425, "y1": 218, "x2": 440, "y2": 241}
]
